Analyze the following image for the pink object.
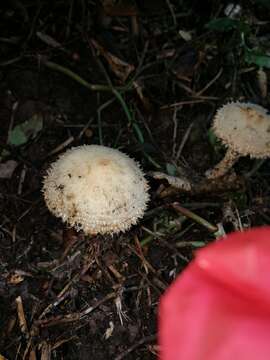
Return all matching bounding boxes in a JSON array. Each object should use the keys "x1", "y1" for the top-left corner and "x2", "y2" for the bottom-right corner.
[{"x1": 159, "y1": 227, "x2": 270, "y2": 360}]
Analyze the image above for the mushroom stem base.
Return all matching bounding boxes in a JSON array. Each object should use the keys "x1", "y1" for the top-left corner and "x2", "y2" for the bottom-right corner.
[{"x1": 205, "y1": 149, "x2": 239, "y2": 179}]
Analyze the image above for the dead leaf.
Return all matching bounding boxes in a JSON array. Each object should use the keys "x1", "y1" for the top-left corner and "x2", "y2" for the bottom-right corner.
[
  {"x1": 101, "y1": 0, "x2": 137, "y2": 16},
  {"x1": 7, "y1": 270, "x2": 32, "y2": 285},
  {"x1": 37, "y1": 31, "x2": 64, "y2": 50},
  {"x1": 40, "y1": 341, "x2": 51, "y2": 360},
  {"x1": 91, "y1": 39, "x2": 135, "y2": 82},
  {"x1": 178, "y1": 30, "x2": 192, "y2": 42},
  {"x1": 104, "y1": 321, "x2": 114, "y2": 339},
  {"x1": 170, "y1": 46, "x2": 203, "y2": 81},
  {"x1": 29, "y1": 349, "x2": 37, "y2": 360},
  {"x1": 133, "y1": 80, "x2": 153, "y2": 113},
  {"x1": 8, "y1": 273, "x2": 25, "y2": 285},
  {"x1": 0, "y1": 160, "x2": 18, "y2": 179},
  {"x1": 149, "y1": 171, "x2": 192, "y2": 191}
]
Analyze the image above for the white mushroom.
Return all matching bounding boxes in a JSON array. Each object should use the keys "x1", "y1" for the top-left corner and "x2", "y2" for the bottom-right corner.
[
  {"x1": 205, "y1": 102, "x2": 270, "y2": 179},
  {"x1": 43, "y1": 145, "x2": 149, "y2": 235}
]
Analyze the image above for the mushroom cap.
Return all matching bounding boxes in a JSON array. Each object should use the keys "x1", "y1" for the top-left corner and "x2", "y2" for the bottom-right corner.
[
  {"x1": 213, "y1": 102, "x2": 270, "y2": 158},
  {"x1": 43, "y1": 145, "x2": 149, "y2": 235}
]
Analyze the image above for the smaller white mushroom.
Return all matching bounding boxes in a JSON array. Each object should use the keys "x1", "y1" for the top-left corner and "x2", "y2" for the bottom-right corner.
[
  {"x1": 43, "y1": 145, "x2": 149, "y2": 235},
  {"x1": 205, "y1": 102, "x2": 270, "y2": 179}
]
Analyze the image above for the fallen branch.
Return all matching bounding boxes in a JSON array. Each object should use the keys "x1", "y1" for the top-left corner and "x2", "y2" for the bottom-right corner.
[{"x1": 150, "y1": 171, "x2": 244, "y2": 196}]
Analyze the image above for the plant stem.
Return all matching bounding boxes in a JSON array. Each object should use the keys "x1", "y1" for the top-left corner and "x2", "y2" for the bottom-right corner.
[
  {"x1": 42, "y1": 59, "x2": 122, "y2": 92},
  {"x1": 171, "y1": 202, "x2": 218, "y2": 233}
]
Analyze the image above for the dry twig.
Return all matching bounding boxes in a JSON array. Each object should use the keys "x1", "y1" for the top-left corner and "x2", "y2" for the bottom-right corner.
[
  {"x1": 115, "y1": 334, "x2": 157, "y2": 360},
  {"x1": 15, "y1": 296, "x2": 29, "y2": 338}
]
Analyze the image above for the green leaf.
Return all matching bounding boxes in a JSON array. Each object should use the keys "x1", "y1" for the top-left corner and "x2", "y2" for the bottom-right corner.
[
  {"x1": 166, "y1": 163, "x2": 177, "y2": 176},
  {"x1": 189, "y1": 241, "x2": 206, "y2": 247},
  {"x1": 205, "y1": 18, "x2": 240, "y2": 32},
  {"x1": 133, "y1": 122, "x2": 144, "y2": 144},
  {"x1": 0, "y1": 149, "x2": 10, "y2": 162},
  {"x1": 8, "y1": 114, "x2": 43, "y2": 146},
  {"x1": 208, "y1": 129, "x2": 220, "y2": 147},
  {"x1": 206, "y1": 18, "x2": 249, "y2": 34},
  {"x1": 208, "y1": 129, "x2": 224, "y2": 156},
  {"x1": 245, "y1": 50, "x2": 270, "y2": 68},
  {"x1": 254, "y1": 0, "x2": 270, "y2": 9}
]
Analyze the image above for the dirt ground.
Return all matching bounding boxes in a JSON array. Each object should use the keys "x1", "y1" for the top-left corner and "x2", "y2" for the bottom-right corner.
[{"x1": 0, "y1": 1, "x2": 270, "y2": 359}]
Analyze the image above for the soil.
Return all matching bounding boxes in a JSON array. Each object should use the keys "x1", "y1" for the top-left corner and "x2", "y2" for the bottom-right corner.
[{"x1": 0, "y1": 1, "x2": 270, "y2": 359}]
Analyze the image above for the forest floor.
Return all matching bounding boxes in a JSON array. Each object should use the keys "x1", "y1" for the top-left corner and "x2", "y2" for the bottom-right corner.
[{"x1": 0, "y1": 1, "x2": 270, "y2": 359}]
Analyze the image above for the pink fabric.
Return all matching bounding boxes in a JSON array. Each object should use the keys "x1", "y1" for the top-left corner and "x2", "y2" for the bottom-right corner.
[{"x1": 159, "y1": 227, "x2": 270, "y2": 360}]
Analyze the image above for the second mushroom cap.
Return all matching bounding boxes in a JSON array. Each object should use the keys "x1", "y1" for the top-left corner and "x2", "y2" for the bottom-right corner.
[
  {"x1": 213, "y1": 102, "x2": 270, "y2": 158},
  {"x1": 205, "y1": 102, "x2": 270, "y2": 179}
]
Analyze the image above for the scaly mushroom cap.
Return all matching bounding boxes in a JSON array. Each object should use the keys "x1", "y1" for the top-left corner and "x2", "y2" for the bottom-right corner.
[
  {"x1": 213, "y1": 102, "x2": 270, "y2": 158},
  {"x1": 43, "y1": 145, "x2": 149, "y2": 235}
]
